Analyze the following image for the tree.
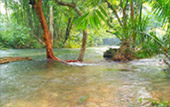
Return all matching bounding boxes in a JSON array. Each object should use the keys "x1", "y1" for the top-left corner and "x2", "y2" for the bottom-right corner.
[
  {"x1": 102, "y1": 0, "x2": 151, "y2": 61},
  {"x1": 99, "y1": 0, "x2": 137, "y2": 61},
  {"x1": 49, "y1": 5, "x2": 54, "y2": 44},
  {"x1": 63, "y1": 17, "x2": 73, "y2": 45},
  {"x1": 30, "y1": 0, "x2": 63, "y2": 61},
  {"x1": 55, "y1": 0, "x2": 88, "y2": 61},
  {"x1": 149, "y1": 0, "x2": 170, "y2": 68}
]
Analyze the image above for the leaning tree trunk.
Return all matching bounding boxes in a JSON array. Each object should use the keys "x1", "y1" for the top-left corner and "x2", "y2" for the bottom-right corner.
[
  {"x1": 63, "y1": 17, "x2": 72, "y2": 45},
  {"x1": 55, "y1": 0, "x2": 88, "y2": 61},
  {"x1": 77, "y1": 30, "x2": 87, "y2": 61},
  {"x1": 72, "y1": 9, "x2": 88, "y2": 61},
  {"x1": 32, "y1": 0, "x2": 62, "y2": 61}
]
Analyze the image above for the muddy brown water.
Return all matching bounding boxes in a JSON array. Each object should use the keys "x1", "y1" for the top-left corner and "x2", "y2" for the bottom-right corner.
[{"x1": 0, "y1": 48, "x2": 170, "y2": 107}]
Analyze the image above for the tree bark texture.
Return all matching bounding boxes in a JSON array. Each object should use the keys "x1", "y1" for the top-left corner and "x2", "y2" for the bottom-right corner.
[
  {"x1": 63, "y1": 17, "x2": 72, "y2": 45},
  {"x1": 32, "y1": 0, "x2": 62, "y2": 61},
  {"x1": 50, "y1": 6, "x2": 54, "y2": 44},
  {"x1": 77, "y1": 30, "x2": 87, "y2": 61},
  {"x1": 130, "y1": 2, "x2": 136, "y2": 44}
]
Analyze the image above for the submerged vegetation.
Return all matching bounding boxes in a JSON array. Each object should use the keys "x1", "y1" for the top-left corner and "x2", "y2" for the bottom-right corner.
[{"x1": 139, "y1": 98, "x2": 170, "y2": 107}]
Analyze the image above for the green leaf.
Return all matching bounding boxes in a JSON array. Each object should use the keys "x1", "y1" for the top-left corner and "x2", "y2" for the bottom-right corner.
[
  {"x1": 139, "y1": 98, "x2": 143, "y2": 103},
  {"x1": 151, "y1": 34, "x2": 163, "y2": 44},
  {"x1": 99, "y1": 6, "x2": 107, "y2": 16},
  {"x1": 79, "y1": 95, "x2": 89, "y2": 103},
  {"x1": 94, "y1": 13, "x2": 101, "y2": 28},
  {"x1": 89, "y1": 15, "x2": 94, "y2": 28},
  {"x1": 123, "y1": 0, "x2": 126, "y2": 8},
  {"x1": 82, "y1": 19, "x2": 88, "y2": 30},
  {"x1": 73, "y1": 12, "x2": 89, "y2": 24},
  {"x1": 112, "y1": 0, "x2": 116, "y2": 5},
  {"x1": 93, "y1": 14, "x2": 98, "y2": 27},
  {"x1": 76, "y1": 21, "x2": 84, "y2": 29},
  {"x1": 96, "y1": 9, "x2": 105, "y2": 21}
]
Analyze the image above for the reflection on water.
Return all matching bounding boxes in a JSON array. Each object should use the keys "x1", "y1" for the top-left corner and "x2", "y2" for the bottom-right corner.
[{"x1": 0, "y1": 47, "x2": 170, "y2": 107}]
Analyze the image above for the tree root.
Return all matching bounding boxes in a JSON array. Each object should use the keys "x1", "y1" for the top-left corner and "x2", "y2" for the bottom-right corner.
[
  {"x1": 49, "y1": 56, "x2": 81, "y2": 64},
  {"x1": 66, "y1": 59, "x2": 81, "y2": 63}
]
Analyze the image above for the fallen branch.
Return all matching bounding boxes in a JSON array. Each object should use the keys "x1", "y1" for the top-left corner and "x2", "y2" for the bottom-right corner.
[
  {"x1": 0, "y1": 57, "x2": 32, "y2": 64},
  {"x1": 30, "y1": 32, "x2": 45, "y2": 45}
]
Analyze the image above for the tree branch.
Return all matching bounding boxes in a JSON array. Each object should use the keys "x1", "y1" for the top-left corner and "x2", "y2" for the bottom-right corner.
[
  {"x1": 30, "y1": 32, "x2": 45, "y2": 45},
  {"x1": 55, "y1": 0, "x2": 82, "y2": 16},
  {"x1": 104, "y1": 0, "x2": 123, "y2": 26}
]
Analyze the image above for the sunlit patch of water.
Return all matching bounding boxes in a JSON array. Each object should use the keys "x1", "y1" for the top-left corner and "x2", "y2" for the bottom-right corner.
[
  {"x1": 130, "y1": 58, "x2": 166, "y2": 66},
  {"x1": 68, "y1": 62, "x2": 97, "y2": 66}
]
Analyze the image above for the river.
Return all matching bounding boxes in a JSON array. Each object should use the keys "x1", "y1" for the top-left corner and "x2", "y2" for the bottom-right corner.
[{"x1": 0, "y1": 47, "x2": 170, "y2": 107}]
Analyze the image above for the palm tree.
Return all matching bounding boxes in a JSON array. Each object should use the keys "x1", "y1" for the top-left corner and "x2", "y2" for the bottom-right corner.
[{"x1": 149, "y1": 0, "x2": 170, "y2": 68}]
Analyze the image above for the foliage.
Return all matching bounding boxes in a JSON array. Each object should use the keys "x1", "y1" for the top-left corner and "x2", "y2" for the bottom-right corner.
[
  {"x1": 73, "y1": 5, "x2": 108, "y2": 30},
  {"x1": 79, "y1": 95, "x2": 89, "y2": 104},
  {"x1": 0, "y1": 0, "x2": 108, "y2": 49},
  {"x1": 150, "y1": 0, "x2": 170, "y2": 23},
  {"x1": 139, "y1": 98, "x2": 170, "y2": 107},
  {"x1": 0, "y1": 21, "x2": 43, "y2": 49}
]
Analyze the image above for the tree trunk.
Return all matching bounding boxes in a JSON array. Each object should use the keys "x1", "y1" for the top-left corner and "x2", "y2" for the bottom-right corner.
[
  {"x1": 122, "y1": 0, "x2": 127, "y2": 26},
  {"x1": 77, "y1": 30, "x2": 87, "y2": 61},
  {"x1": 130, "y1": 1, "x2": 136, "y2": 44},
  {"x1": 123, "y1": 7, "x2": 126, "y2": 26},
  {"x1": 49, "y1": 6, "x2": 54, "y2": 44},
  {"x1": 63, "y1": 17, "x2": 72, "y2": 45},
  {"x1": 139, "y1": 0, "x2": 143, "y2": 28},
  {"x1": 113, "y1": 44, "x2": 135, "y2": 61},
  {"x1": 5, "y1": 1, "x2": 9, "y2": 22},
  {"x1": 32, "y1": 0, "x2": 62, "y2": 61},
  {"x1": 54, "y1": 21, "x2": 58, "y2": 40}
]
